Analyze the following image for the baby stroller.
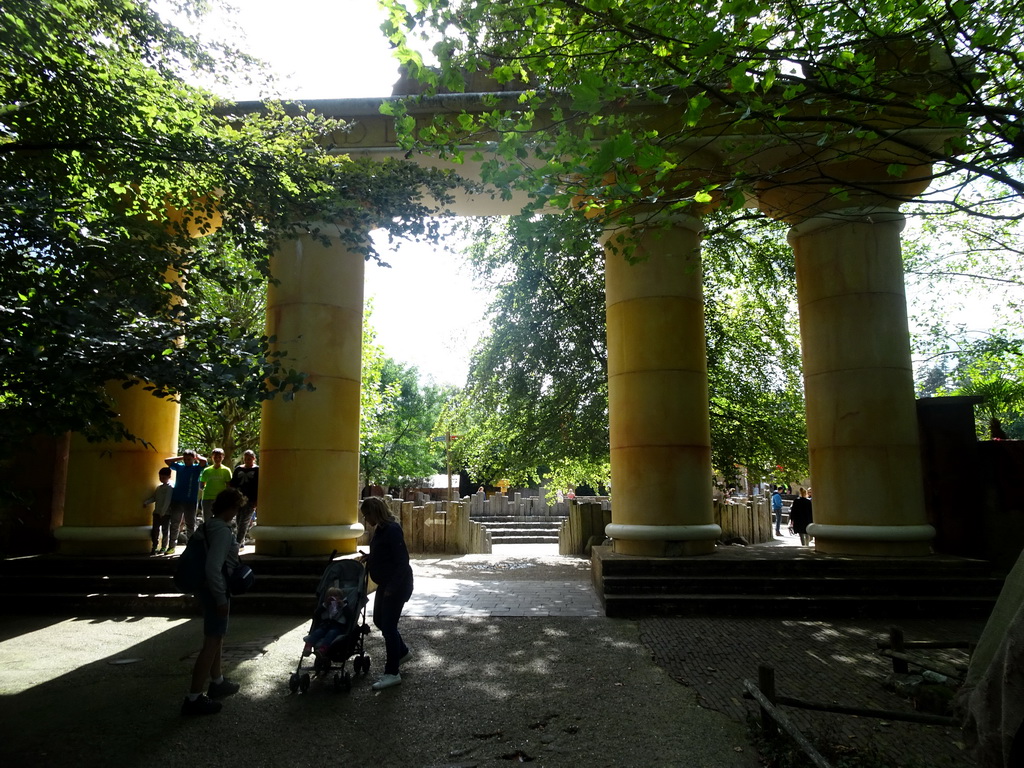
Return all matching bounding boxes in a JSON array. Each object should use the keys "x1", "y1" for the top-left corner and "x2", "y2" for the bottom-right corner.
[{"x1": 288, "y1": 556, "x2": 371, "y2": 693}]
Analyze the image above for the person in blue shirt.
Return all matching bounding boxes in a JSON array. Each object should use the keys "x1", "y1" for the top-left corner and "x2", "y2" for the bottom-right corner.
[
  {"x1": 165, "y1": 449, "x2": 208, "y2": 554},
  {"x1": 772, "y1": 487, "x2": 784, "y2": 536}
]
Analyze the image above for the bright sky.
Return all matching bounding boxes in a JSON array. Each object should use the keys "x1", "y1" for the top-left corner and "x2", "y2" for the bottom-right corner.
[{"x1": 218, "y1": 0, "x2": 493, "y2": 386}]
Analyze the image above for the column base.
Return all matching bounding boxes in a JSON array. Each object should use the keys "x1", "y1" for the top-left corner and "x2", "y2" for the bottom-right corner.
[
  {"x1": 808, "y1": 523, "x2": 935, "y2": 557},
  {"x1": 606, "y1": 523, "x2": 720, "y2": 557},
  {"x1": 54, "y1": 526, "x2": 152, "y2": 556},
  {"x1": 613, "y1": 538, "x2": 716, "y2": 557},
  {"x1": 252, "y1": 524, "x2": 363, "y2": 557}
]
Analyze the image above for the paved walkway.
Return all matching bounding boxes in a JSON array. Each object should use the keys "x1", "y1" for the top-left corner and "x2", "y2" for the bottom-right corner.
[
  {"x1": 396, "y1": 534, "x2": 803, "y2": 619},
  {"x1": 400, "y1": 579, "x2": 604, "y2": 617}
]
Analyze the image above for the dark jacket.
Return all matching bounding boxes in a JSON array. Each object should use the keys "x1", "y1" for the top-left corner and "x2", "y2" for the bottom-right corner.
[
  {"x1": 789, "y1": 497, "x2": 813, "y2": 534},
  {"x1": 229, "y1": 464, "x2": 259, "y2": 506},
  {"x1": 367, "y1": 520, "x2": 413, "y2": 601}
]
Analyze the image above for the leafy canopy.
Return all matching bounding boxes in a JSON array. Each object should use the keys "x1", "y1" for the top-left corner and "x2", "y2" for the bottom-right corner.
[
  {"x1": 0, "y1": 0, "x2": 467, "y2": 449},
  {"x1": 447, "y1": 212, "x2": 808, "y2": 492},
  {"x1": 381, "y1": 0, "x2": 1024, "y2": 219}
]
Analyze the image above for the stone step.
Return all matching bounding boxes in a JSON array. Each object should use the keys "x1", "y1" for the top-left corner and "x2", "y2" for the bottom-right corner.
[
  {"x1": 601, "y1": 592, "x2": 998, "y2": 619},
  {"x1": 0, "y1": 553, "x2": 336, "y2": 577},
  {"x1": 591, "y1": 546, "x2": 1004, "y2": 618},
  {"x1": 487, "y1": 534, "x2": 560, "y2": 545},
  {"x1": 601, "y1": 574, "x2": 1004, "y2": 597},
  {"x1": 0, "y1": 553, "x2": 334, "y2": 616},
  {"x1": 0, "y1": 572, "x2": 322, "y2": 596},
  {"x1": 477, "y1": 518, "x2": 563, "y2": 545},
  {"x1": 597, "y1": 554, "x2": 996, "y2": 579},
  {"x1": 2, "y1": 591, "x2": 321, "y2": 617},
  {"x1": 471, "y1": 520, "x2": 569, "y2": 528}
]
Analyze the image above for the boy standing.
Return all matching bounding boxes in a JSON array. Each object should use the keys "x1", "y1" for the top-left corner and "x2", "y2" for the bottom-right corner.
[
  {"x1": 229, "y1": 450, "x2": 259, "y2": 549},
  {"x1": 181, "y1": 488, "x2": 245, "y2": 716},
  {"x1": 200, "y1": 449, "x2": 232, "y2": 526},
  {"x1": 142, "y1": 466, "x2": 174, "y2": 555},
  {"x1": 165, "y1": 449, "x2": 207, "y2": 554}
]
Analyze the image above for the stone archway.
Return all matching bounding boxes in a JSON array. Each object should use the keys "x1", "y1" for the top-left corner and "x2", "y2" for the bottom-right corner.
[{"x1": 58, "y1": 85, "x2": 945, "y2": 561}]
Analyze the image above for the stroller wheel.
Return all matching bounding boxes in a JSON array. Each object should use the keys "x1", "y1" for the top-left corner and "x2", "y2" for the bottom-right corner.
[
  {"x1": 333, "y1": 672, "x2": 352, "y2": 693},
  {"x1": 299, "y1": 672, "x2": 311, "y2": 693},
  {"x1": 288, "y1": 673, "x2": 300, "y2": 693},
  {"x1": 357, "y1": 655, "x2": 370, "y2": 674}
]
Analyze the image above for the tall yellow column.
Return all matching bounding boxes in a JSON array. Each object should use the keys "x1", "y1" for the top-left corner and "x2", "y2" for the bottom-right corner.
[
  {"x1": 256, "y1": 224, "x2": 365, "y2": 556},
  {"x1": 57, "y1": 201, "x2": 218, "y2": 555},
  {"x1": 58, "y1": 385, "x2": 180, "y2": 555},
  {"x1": 789, "y1": 208, "x2": 934, "y2": 555},
  {"x1": 604, "y1": 214, "x2": 720, "y2": 556}
]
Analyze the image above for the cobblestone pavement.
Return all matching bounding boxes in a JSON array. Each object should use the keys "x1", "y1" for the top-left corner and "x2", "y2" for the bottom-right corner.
[{"x1": 639, "y1": 615, "x2": 983, "y2": 768}]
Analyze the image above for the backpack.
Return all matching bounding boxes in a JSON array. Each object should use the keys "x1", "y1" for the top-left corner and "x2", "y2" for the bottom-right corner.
[
  {"x1": 228, "y1": 561, "x2": 255, "y2": 595},
  {"x1": 173, "y1": 523, "x2": 255, "y2": 595},
  {"x1": 173, "y1": 524, "x2": 209, "y2": 593}
]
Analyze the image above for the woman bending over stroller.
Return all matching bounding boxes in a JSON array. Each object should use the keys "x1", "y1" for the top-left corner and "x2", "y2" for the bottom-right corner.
[{"x1": 360, "y1": 496, "x2": 414, "y2": 690}]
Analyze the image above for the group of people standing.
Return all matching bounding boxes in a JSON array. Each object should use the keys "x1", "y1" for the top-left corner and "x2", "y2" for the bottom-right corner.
[{"x1": 143, "y1": 447, "x2": 259, "y2": 556}]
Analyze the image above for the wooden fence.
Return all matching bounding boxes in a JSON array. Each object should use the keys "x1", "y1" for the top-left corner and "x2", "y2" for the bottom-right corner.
[
  {"x1": 559, "y1": 499, "x2": 611, "y2": 556},
  {"x1": 466, "y1": 489, "x2": 572, "y2": 519},
  {"x1": 714, "y1": 497, "x2": 774, "y2": 544},
  {"x1": 367, "y1": 497, "x2": 491, "y2": 555},
  {"x1": 372, "y1": 493, "x2": 772, "y2": 556}
]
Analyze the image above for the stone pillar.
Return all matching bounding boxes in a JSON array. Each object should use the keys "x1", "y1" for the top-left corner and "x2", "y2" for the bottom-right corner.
[
  {"x1": 256, "y1": 225, "x2": 365, "y2": 556},
  {"x1": 55, "y1": 203, "x2": 219, "y2": 555},
  {"x1": 58, "y1": 384, "x2": 180, "y2": 555},
  {"x1": 789, "y1": 208, "x2": 934, "y2": 555},
  {"x1": 603, "y1": 214, "x2": 720, "y2": 556}
]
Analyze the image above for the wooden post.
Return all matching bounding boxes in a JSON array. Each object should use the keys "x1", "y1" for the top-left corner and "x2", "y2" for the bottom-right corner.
[
  {"x1": 759, "y1": 665, "x2": 777, "y2": 736},
  {"x1": 890, "y1": 627, "x2": 909, "y2": 674}
]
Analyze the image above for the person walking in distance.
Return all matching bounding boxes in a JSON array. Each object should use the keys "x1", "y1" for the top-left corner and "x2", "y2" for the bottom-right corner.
[
  {"x1": 789, "y1": 487, "x2": 814, "y2": 546},
  {"x1": 229, "y1": 450, "x2": 259, "y2": 549},
  {"x1": 771, "y1": 486, "x2": 784, "y2": 536},
  {"x1": 165, "y1": 449, "x2": 207, "y2": 553},
  {"x1": 360, "y1": 496, "x2": 414, "y2": 691}
]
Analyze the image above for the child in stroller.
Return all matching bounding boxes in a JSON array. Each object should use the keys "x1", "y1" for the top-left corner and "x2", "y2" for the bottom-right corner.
[
  {"x1": 303, "y1": 587, "x2": 348, "y2": 656},
  {"x1": 289, "y1": 557, "x2": 371, "y2": 694}
]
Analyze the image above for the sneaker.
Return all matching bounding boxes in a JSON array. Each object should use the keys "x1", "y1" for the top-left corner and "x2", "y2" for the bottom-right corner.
[
  {"x1": 398, "y1": 649, "x2": 413, "y2": 666},
  {"x1": 181, "y1": 694, "x2": 222, "y2": 716},
  {"x1": 165, "y1": 547, "x2": 176, "y2": 556},
  {"x1": 150, "y1": 547, "x2": 157, "y2": 556},
  {"x1": 371, "y1": 673, "x2": 402, "y2": 691},
  {"x1": 207, "y1": 678, "x2": 240, "y2": 699}
]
